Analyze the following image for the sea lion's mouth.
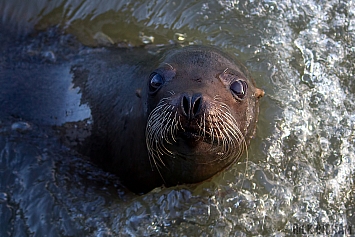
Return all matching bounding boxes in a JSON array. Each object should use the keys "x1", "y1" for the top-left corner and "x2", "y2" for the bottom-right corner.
[
  {"x1": 178, "y1": 126, "x2": 227, "y2": 148},
  {"x1": 181, "y1": 130, "x2": 199, "y2": 139},
  {"x1": 178, "y1": 122, "x2": 205, "y2": 143},
  {"x1": 179, "y1": 130, "x2": 201, "y2": 145}
]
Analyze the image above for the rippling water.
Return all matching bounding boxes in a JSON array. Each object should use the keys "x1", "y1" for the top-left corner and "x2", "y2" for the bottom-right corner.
[{"x1": 0, "y1": 0, "x2": 354, "y2": 236}]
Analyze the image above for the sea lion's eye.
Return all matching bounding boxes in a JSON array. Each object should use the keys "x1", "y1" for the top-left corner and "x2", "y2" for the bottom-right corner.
[
  {"x1": 230, "y1": 80, "x2": 248, "y2": 100},
  {"x1": 150, "y1": 73, "x2": 163, "y2": 88},
  {"x1": 149, "y1": 73, "x2": 164, "y2": 93}
]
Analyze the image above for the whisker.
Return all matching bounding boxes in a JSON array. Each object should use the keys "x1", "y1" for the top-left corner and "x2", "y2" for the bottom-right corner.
[{"x1": 146, "y1": 95, "x2": 248, "y2": 181}]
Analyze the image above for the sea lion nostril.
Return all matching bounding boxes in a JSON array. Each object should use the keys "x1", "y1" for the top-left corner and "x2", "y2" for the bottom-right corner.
[
  {"x1": 182, "y1": 95, "x2": 190, "y2": 116},
  {"x1": 192, "y1": 96, "x2": 202, "y2": 116},
  {"x1": 180, "y1": 94, "x2": 202, "y2": 120}
]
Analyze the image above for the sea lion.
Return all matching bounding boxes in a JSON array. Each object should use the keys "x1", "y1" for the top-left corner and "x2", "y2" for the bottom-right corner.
[
  {"x1": 0, "y1": 29, "x2": 264, "y2": 194},
  {"x1": 71, "y1": 45, "x2": 264, "y2": 193}
]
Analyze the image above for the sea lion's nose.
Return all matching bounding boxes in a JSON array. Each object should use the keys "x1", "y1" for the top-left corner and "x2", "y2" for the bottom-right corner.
[{"x1": 181, "y1": 94, "x2": 202, "y2": 120}]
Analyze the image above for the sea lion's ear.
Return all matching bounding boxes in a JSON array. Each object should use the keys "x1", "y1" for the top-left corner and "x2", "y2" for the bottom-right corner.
[{"x1": 255, "y1": 88, "x2": 265, "y2": 98}]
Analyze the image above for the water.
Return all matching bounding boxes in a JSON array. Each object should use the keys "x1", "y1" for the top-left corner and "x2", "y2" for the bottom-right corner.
[{"x1": 1, "y1": 0, "x2": 354, "y2": 236}]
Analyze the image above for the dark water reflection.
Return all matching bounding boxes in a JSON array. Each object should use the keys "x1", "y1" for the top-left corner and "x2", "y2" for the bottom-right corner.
[{"x1": 0, "y1": 0, "x2": 354, "y2": 236}]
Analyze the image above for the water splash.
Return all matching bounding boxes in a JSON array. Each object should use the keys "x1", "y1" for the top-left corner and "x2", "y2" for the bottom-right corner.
[{"x1": 0, "y1": 0, "x2": 355, "y2": 236}]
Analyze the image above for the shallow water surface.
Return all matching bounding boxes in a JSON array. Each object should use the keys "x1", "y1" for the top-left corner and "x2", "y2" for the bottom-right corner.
[{"x1": 0, "y1": 0, "x2": 354, "y2": 236}]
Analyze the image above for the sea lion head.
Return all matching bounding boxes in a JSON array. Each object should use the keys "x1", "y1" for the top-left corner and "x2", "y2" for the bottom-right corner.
[{"x1": 145, "y1": 45, "x2": 264, "y2": 186}]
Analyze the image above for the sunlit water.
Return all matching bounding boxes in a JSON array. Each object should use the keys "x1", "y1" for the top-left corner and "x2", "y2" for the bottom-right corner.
[{"x1": 0, "y1": 0, "x2": 354, "y2": 236}]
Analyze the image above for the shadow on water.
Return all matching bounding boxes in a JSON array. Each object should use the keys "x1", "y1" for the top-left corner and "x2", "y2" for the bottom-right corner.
[{"x1": 0, "y1": 0, "x2": 354, "y2": 236}]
